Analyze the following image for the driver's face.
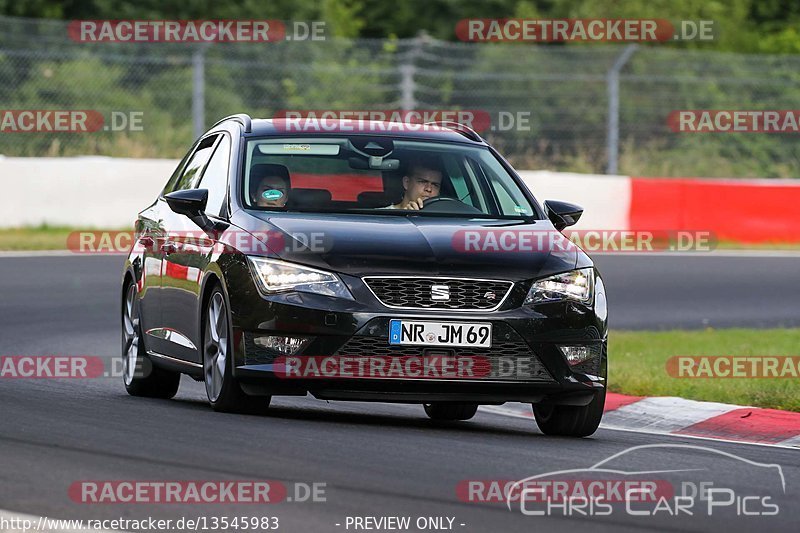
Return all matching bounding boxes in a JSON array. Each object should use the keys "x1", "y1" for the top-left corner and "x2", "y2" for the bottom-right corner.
[
  {"x1": 255, "y1": 176, "x2": 289, "y2": 207},
  {"x1": 403, "y1": 168, "x2": 442, "y2": 202}
]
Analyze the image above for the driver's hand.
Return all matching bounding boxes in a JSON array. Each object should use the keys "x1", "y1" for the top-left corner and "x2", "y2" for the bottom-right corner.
[{"x1": 398, "y1": 197, "x2": 425, "y2": 210}]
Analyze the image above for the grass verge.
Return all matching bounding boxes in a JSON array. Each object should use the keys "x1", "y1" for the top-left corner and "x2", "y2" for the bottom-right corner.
[
  {"x1": 0, "y1": 225, "x2": 79, "y2": 251},
  {"x1": 714, "y1": 240, "x2": 800, "y2": 251},
  {"x1": 610, "y1": 328, "x2": 800, "y2": 412}
]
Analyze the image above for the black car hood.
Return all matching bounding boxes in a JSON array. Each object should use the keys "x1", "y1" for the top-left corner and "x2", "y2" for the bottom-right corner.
[{"x1": 244, "y1": 212, "x2": 578, "y2": 282}]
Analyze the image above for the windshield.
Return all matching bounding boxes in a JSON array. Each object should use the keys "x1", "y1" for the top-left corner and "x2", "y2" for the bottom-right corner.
[{"x1": 242, "y1": 136, "x2": 537, "y2": 219}]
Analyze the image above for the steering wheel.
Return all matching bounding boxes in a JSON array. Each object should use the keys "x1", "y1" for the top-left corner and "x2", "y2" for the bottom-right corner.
[
  {"x1": 421, "y1": 197, "x2": 462, "y2": 209},
  {"x1": 420, "y1": 196, "x2": 483, "y2": 215}
]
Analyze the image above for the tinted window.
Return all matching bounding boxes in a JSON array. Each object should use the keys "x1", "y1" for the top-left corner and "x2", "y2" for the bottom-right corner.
[
  {"x1": 481, "y1": 160, "x2": 532, "y2": 216},
  {"x1": 443, "y1": 154, "x2": 484, "y2": 211},
  {"x1": 170, "y1": 135, "x2": 219, "y2": 192},
  {"x1": 491, "y1": 178, "x2": 519, "y2": 214},
  {"x1": 197, "y1": 135, "x2": 231, "y2": 217},
  {"x1": 161, "y1": 142, "x2": 198, "y2": 196}
]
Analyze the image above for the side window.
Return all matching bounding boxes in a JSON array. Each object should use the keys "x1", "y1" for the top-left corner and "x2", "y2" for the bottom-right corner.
[
  {"x1": 170, "y1": 135, "x2": 219, "y2": 193},
  {"x1": 443, "y1": 156, "x2": 470, "y2": 202},
  {"x1": 161, "y1": 142, "x2": 198, "y2": 196},
  {"x1": 197, "y1": 135, "x2": 231, "y2": 218},
  {"x1": 480, "y1": 161, "x2": 533, "y2": 217},
  {"x1": 490, "y1": 179, "x2": 519, "y2": 214},
  {"x1": 462, "y1": 159, "x2": 490, "y2": 213}
]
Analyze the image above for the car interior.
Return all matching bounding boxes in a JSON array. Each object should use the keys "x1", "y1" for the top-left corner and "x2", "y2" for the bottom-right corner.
[{"x1": 246, "y1": 153, "x2": 462, "y2": 212}]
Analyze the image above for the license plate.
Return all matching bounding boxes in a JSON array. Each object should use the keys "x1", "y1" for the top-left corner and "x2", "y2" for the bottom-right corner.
[{"x1": 389, "y1": 320, "x2": 492, "y2": 348}]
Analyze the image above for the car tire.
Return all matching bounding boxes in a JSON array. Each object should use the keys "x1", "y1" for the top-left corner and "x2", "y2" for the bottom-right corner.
[
  {"x1": 532, "y1": 390, "x2": 605, "y2": 437},
  {"x1": 423, "y1": 402, "x2": 479, "y2": 421},
  {"x1": 203, "y1": 286, "x2": 270, "y2": 414},
  {"x1": 122, "y1": 282, "x2": 180, "y2": 399}
]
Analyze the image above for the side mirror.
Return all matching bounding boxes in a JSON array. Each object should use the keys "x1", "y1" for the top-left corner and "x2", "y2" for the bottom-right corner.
[
  {"x1": 544, "y1": 200, "x2": 583, "y2": 231},
  {"x1": 165, "y1": 189, "x2": 213, "y2": 230},
  {"x1": 165, "y1": 188, "x2": 207, "y2": 216}
]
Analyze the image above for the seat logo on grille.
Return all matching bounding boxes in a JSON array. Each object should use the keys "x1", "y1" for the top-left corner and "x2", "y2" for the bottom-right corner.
[{"x1": 430, "y1": 284, "x2": 450, "y2": 301}]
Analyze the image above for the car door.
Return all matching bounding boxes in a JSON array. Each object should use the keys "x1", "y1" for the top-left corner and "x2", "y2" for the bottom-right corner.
[
  {"x1": 160, "y1": 133, "x2": 231, "y2": 363},
  {"x1": 135, "y1": 145, "x2": 196, "y2": 338},
  {"x1": 135, "y1": 204, "x2": 167, "y2": 339},
  {"x1": 146, "y1": 134, "x2": 220, "y2": 359}
]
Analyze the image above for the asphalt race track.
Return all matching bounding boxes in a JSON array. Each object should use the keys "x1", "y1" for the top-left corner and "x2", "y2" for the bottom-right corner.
[
  {"x1": 592, "y1": 252, "x2": 800, "y2": 330},
  {"x1": 1, "y1": 254, "x2": 798, "y2": 532}
]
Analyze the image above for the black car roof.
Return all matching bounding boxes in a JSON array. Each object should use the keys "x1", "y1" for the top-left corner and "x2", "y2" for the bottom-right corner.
[{"x1": 243, "y1": 118, "x2": 488, "y2": 145}]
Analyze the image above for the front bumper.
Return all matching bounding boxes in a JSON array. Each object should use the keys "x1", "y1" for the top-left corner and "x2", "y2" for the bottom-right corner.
[{"x1": 225, "y1": 261, "x2": 607, "y2": 404}]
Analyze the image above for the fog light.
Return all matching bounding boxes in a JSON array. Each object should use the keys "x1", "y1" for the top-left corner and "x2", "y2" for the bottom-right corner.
[
  {"x1": 253, "y1": 335, "x2": 310, "y2": 355},
  {"x1": 560, "y1": 346, "x2": 592, "y2": 366}
]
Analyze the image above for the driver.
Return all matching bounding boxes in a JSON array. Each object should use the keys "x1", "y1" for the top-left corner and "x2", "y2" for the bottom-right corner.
[
  {"x1": 385, "y1": 159, "x2": 442, "y2": 210},
  {"x1": 251, "y1": 164, "x2": 291, "y2": 208}
]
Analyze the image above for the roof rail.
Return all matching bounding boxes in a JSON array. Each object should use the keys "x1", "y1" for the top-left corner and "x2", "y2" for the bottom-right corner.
[
  {"x1": 423, "y1": 121, "x2": 483, "y2": 142},
  {"x1": 211, "y1": 113, "x2": 252, "y2": 133}
]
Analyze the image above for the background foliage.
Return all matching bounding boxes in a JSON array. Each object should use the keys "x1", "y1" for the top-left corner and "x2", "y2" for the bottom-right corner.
[{"x1": 1, "y1": 1, "x2": 798, "y2": 177}]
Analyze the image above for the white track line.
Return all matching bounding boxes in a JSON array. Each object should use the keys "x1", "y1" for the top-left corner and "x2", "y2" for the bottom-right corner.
[
  {"x1": 600, "y1": 397, "x2": 740, "y2": 433},
  {"x1": 480, "y1": 405, "x2": 800, "y2": 450}
]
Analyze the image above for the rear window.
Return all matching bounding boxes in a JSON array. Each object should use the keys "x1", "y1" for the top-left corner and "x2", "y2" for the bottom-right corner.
[{"x1": 252, "y1": 154, "x2": 383, "y2": 201}]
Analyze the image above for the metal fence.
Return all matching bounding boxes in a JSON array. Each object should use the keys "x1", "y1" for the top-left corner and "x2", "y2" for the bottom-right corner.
[{"x1": 1, "y1": 15, "x2": 799, "y2": 177}]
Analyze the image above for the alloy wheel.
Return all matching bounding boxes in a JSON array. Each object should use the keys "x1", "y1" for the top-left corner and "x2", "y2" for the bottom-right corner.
[
  {"x1": 204, "y1": 292, "x2": 228, "y2": 402},
  {"x1": 122, "y1": 284, "x2": 140, "y2": 386}
]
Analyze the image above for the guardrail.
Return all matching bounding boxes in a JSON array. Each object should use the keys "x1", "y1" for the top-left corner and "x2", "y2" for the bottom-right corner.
[{"x1": 2, "y1": 157, "x2": 798, "y2": 243}]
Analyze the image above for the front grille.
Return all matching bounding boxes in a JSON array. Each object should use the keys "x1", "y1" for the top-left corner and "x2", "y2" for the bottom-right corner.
[
  {"x1": 363, "y1": 277, "x2": 513, "y2": 310},
  {"x1": 333, "y1": 324, "x2": 553, "y2": 382}
]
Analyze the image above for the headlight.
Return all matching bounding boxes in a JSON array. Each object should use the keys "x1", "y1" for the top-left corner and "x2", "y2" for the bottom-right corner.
[
  {"x1": 247, "y1": 257, "x2": 353, "y2": 300},
  {"x1": 525, "y1": 268, "x2": 594, "y2": 305}
]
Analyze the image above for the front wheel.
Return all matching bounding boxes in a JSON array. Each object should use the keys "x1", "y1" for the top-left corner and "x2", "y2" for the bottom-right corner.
[
  {"x1": 121, "y1": 282, "x2": 180, "y2": 398},
  {"x1": 203, "y1": 287, "x2": 270, "y2": 413},
  {"x1": 423, "y1": 402, "x2": 479, "y2": 421},
  {"x1": 532, "y1": 390, "x2": 605, "y2": 437}
]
